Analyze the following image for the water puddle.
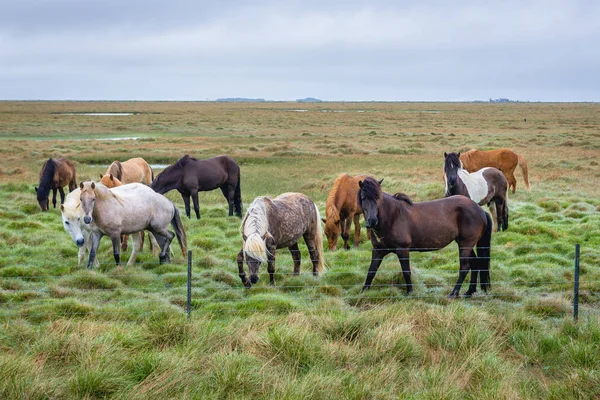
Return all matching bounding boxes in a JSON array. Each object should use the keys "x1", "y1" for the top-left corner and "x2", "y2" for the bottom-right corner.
[{"x1": 60, "y1": 112, "x2": 136, "y2": 116}]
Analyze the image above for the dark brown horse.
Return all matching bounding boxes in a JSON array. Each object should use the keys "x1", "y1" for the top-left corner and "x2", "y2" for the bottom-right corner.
[
  {"x1": 151, "y1": 155, "x2": 242, "y2": 219},
  {"x1": 358, "y1": 177, "x2": 492, "y2": 298},
  {"x1": 323, "y1": 173, "x2": 371, "y2": 251},
  {"x1": 444, "y1": 152, "x2": 509, "y2": 232},
  {"x1": 35, "y1": 157, "x2": 77, "y2": 211}
]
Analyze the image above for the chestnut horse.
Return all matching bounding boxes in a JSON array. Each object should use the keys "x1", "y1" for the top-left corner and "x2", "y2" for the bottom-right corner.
[
  {"x1": 444, "y1": 152, "x2": 509, "y2": 232},
  {"x1": 358, "y1": 177, "x2": 492, "y2": 298},
  {"x1": 237, "y1": 193, "x2": 325, "y2": 288},
  {"x1": 460, "y1": 149, "x2": 529, "y2": 193},
  {"x1": 35, "y1": 157, "x2": 77, "y2": 211},
  {"x1": 79, "y1": 181, "x2": 187, "y2": 268},
  {"x1": 100, "y1": 157, "x2": 153, "y2": 187},
  {"x1": 152, "y1": 155, "x2": 242, "y2": 219},
  {"x1": 323, "y1": 173, "x2": 371, "y2": 251}
]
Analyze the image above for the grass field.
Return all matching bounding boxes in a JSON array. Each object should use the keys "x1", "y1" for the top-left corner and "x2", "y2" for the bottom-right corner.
[{"x1": 1, "y1": 101, "x2": 599, "y2": 399}]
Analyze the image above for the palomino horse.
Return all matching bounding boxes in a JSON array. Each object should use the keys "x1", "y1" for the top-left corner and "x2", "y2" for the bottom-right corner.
[
  {"x1": 322, "y1": 173, "x2": 371, "y2": 251},
  {"x1": 60, "y1": 188, "x2": 143, "y2": 267},
  {"x1": 97, "y1": 174, "x2": 160, "y2": 255},
  {"x1": 444, "y1": 152, "x2": 509, "y2": 232},
  {"x1": 236, "y1": 193, "x2": 325, "y2": 288},
  {"x1": 79, "y1": 181, "x2": 187, "y2": 268},
  {"x1": 100, "y1": 157, "x2": 153, "y2": 187},
  {"x1": 460, "y1": 149, "x2": 530, "y2": 194},
  {"x1": 358, "y1": 177, "x2": 492, "y2": 298},
  {"x1": 35, "y1": 157, "x2": 77, "y2": 211},
  {"x1": 152, "y1": 155, "x2": 242, "y2": 219}
]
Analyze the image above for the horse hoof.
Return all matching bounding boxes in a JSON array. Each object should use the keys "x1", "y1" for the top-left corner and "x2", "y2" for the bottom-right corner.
[{"x1": 448, "y1": 292, "x2": 459, "y2": 299}]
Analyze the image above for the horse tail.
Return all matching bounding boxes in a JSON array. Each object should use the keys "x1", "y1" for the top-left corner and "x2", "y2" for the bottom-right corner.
[
  {"x1": 313, "y1": 204, "x2": 326, "y2": 274},
  {"x1": 170, "y1": 205, "x2": 188, "y2": 257},
  {"x1": 517, "y1": 154, "x2": 530, "y2": 190},
  {"x1": 477, "y1": 211, "x2": 493, "y2": 292},
  {"x1": 234, "y1": 173, "x2": 242, "y2": 218},
  {"x1": 243, "y1": 232, "x2": 268, "y2": 263}
]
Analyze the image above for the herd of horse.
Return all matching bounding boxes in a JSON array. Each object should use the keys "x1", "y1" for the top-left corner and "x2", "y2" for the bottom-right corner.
[{"x1": 37, "y1": 148, "x2": 530, "y2": 298}]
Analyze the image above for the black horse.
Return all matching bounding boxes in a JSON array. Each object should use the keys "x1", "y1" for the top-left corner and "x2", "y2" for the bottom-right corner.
[
  {"x1": 357, "y1": 177, "x2": 493, "y2": 298},
  {"x1": 152, "y1": 155, "x2": 242, "y2": 219}
]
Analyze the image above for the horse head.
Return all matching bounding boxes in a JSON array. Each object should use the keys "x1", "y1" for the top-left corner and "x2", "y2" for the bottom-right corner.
[
  {"x1": 443, "y1": 152, "x2": 462, "y2": 195},
  {"x1": 100, "y1": 173, "x2": 123, "y2": 188},
  {"x1": 60, "y1": 189, "x2": 86, "y2": 247},
  {"x1": 35, "y1": 186, "x2": 49, "y2": 211},
  {"x1": 79, "y1": 181, "x2": 97, "y2": 224},
  {"x1": 323, "y1": 205, "x2": 341, "y2": 251},
  {"x1": 240, "y1": 197, "x2": 273, "y2": 286},
  {"x1": 358, "y1": 177, "x2": 384, "y2": 229}
]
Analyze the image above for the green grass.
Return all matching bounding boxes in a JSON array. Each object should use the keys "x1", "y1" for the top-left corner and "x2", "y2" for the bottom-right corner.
[{"x1": 0, "y1": 101, "x2": 599, "y2": 398}]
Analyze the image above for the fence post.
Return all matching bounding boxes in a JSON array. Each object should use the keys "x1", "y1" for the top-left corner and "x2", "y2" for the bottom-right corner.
[
  {"x1": 187, "y1": 250, "x2": 192, "y2": 319},
  {"x1": 573, "y1": 243, "x2": 580, "y2": 322}
]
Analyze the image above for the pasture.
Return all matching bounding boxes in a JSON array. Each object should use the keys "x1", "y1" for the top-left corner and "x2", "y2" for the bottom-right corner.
[{"x1": 1, "y1": 101, "x2": 599, "y2": 399}]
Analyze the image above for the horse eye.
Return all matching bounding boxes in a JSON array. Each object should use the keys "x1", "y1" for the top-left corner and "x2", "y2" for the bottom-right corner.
[
  {"x1": 65, "y1": 221, "x2": 70, "y2": 225},
  {"x1": 77, "y1": 217, "x2": 80, "y2": 221}
]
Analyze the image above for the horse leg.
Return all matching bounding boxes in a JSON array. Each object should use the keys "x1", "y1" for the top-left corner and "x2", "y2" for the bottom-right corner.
[
  {"x1": 488, "y1": 202, "x2": 498, "y2": 232},
  {"x1": 87, "y1": 232, "x2": 102, "y2": 269},
  {"x1": 58, "y1": 187, "x2": 66, "y2": 205},
  {"x1": 449, "y1": 245, "x2": 474, "y2": 298},
  {"x1": 353, "y1": 213, "x2": 361, "y2": 247},
  {"x1": 464, "y1": 250, "x2": 479, "y2": 297},
  {"x1": 361, "y1": 248, "x2": 389, "y2": 292},
  {"x1": 52, "y1": 188, "x2": 58, "y2": 209},
  {"x1": 341, "y1": 218, "x2": 351, "y2": 250},
  {"x1": 289, "y1": 243, "x2": 301, "y2": 276},
  {"x1": 148, "y1": 232, "x2": 160, "y2": 257},
  {"x1": 220, "y1": 185, "x2": 235, "y2": 217},
  {"x1": 111, "y1": 236, "x2": 122, "y2": 267},
  {"x1": 508, "y1": 172, "x2": 517, "y2": 194},
  {"x1": 395, "y1": 250, "x2": 413, "y2": 294},
  {"x1": 237, "y1": 249, "x2": 250, "y2": 288},
  {"x1": 126, "y1": 232, "x2": 142, "y2": 266},
  {"x1": 191, "y1": 190, "x2": 201, "y2": 219},
  {"x1": 181, "y1": 193, "x2": 191, "y2": 219},
  {"x1": 267, "y1": 247, "x2": 277, "y2": 285},
  {"x1": 121, "y1": 234, "x2": 128, "y2": 251},
  {"x1": 493, "y1": 198, "x2": 504, "y2": 232}
]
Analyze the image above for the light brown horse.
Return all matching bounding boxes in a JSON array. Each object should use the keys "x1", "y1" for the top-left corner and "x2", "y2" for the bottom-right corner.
[
  {"x1": 237, "y1": 193, "x2": 325, "y2": 288},
  {"x1": 100, "y1": 157, "x2": 153, "y2": 188},
  {"x1": 460, "y1": 149, "x2": 529, "y2": 194},
  {"x1": 322, "y1": 173, "x2": 371, "y2": 251},
  {"x1": 35, "y1": 157, "x2": 77, "y2": 211}
]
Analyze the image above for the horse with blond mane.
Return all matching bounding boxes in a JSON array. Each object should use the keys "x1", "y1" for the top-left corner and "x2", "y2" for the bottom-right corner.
[
  {"x1": 236, "y1": 193, "x2": 325, "y2": 288},
  {"x1": 460, "y1": 149, "x2": 529, "y2": 193},
  {"x1": 79, "y1": 181, "x2": 186, "y2": 268},
  {"x1": 323, "y1": 173, "x2": 371, "y2": 251},
  {"x1": 100, "y1": 157, "x2": 153, "y2": 188}
]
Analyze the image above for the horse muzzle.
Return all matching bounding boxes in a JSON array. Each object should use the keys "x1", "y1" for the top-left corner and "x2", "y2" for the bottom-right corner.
[
  {"x1": 83, "y1": 216, "x2": 92, "y2": 224},
  {"x1": 365, "y1": 218, "x2": 378, "y2": 229},
  {"x1": 76, "y1": 238, "x2": 85, "y2": 247},
  {"x1": 250, "y1": 274, "x2": 260, "y2": 284}
]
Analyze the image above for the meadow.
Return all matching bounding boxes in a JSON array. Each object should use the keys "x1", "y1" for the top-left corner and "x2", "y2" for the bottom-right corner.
[{"x1": 0, "y1": 101, "x2": 599, "y2": 399}]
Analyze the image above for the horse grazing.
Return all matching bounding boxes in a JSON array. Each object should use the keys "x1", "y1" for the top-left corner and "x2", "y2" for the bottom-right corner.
[
  {"x1": 237, "y1": 193, "x2": 325, "y2": 288},
  {"x1": 322, "y1": 173, "x2": 371, "y2": 251},
  {"x1": 358, "y1": 177, "x2": 492, "y2": 298},
  {"x1": 100, "y1": 157, "x2": 153, "y2": 187},
  {"x1": 60, "y1": 188, "x2": 143, "y2": 267},
  {"x1": 79, "y1": 181, "x2": 187, "y2": 268},
  {"x1": 152, "y1": 155, "x2": 242, "y2": 219},
  {"x1": 444, "y1": 152, "x2": 509, "y2": 232},
  {"x1": 460, "y1": 148, "x2": 530, "y2": 193},
  {"x1": 35, "y1": 157, "x2": 77, "y2": 211}
]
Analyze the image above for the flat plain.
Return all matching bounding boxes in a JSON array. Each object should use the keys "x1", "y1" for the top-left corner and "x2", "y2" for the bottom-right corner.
[{"x1": 1, "y1": 101, "x2": 599, "y2": 399}]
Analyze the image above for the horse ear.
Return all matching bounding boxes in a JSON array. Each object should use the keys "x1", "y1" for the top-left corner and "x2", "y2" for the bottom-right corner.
[
  {"x1": 91, "y1": 182, "x2": 95, "y2": 190},
  {"x1": 378, "y1": 178, "x2": 384, "y2": 185},
  {"x1": 444, "y1": 152, "x2": 447, "y2": 157},
  {"x1": 99, "y1": 174, "x2": 103, "y2": 179},
  {"x1": 457, "y1": 152, "x2": 460, "y2": 158},
  {"x1": 109, "y1": 174, "x2": 114, "y2": 181},
  {"x1": 34, "y1": 186, "x2": 38, "y2": 193},
  {"x1": 79, "y1": 182, "x2": 84, "y2": 190},
  {"x1": 358, "y1": 180, "x2": 363, "y2": 188},
  {"x1": 60, "y1": 204, "x2": 64, "y2": 212},
  {"x1": 321, "y1": 218, "x2": 326, "y2": 224}
]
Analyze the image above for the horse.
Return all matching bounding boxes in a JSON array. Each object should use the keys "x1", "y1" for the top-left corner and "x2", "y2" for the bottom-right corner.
[
  {"x1": 357, "y1": 177, "x2": 492, "y2": 298},
  {"x1": 151, "y1": 155, "x2": 242, "y2": 219},
  {"x1": 35, "y1": 157, "x2": 77, "y2": 211},
  {"x1": 236, "y1": 193, "x2": 325, "y2": 288},
  {"x1": 460, "y1": 148, "x2": 530, "y2": 194},
  {"x1": 100, "y1": 157, "x2": 153, "y2": 187},
  {"x1": 444, "y1": 152, "x2": 509, "y2": 232},
  {"x1": 97, "y1": 174, "x2": 160, "y2": 254},
  {"x1": 322, "y1": 173, "x2": 371, "y2": 251},
  {"x1": 60, "y1": 188, "x2": 143, "y2": 267},
  {"x1": 79, "y1": 181, "x2": 187, "y2": 268}
]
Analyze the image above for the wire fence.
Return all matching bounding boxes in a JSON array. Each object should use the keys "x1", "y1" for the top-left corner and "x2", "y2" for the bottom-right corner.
[{"x1": 0, "y1": 243, "x2": 590, "y2": 322}]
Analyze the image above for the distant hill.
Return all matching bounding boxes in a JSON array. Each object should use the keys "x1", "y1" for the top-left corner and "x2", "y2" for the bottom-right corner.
[
  {"x1": 215, "y1": 98, "x2": 266, "y2": 103},
  {"x1": 296, "y1": 97, "x2": 323, "y2": 103}
]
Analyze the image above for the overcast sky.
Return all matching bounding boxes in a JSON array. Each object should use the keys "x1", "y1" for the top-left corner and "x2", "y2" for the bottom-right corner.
[{"x1": 1, "y1": 0, "x2": 599, "y2": 101}]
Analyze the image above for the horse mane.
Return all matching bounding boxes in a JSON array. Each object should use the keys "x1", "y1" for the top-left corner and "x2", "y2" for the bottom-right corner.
[
  {"x1": 359, "y1": 177, "x2": 382, "y2": 202},
  {"x1": 108, "y1": 161, "x2": 123, "y2": 180},
  {"x1": 392, "y1": 192, "x2": 414, "y2": 205},
  {"x1": 62, "y1": 188, "x2": 82, "y2": 218},
  {"x1": 37, "y1": 158, "x2": 55, "y2": 197},
  {"x1": 326, "y1": 174, "x2": 350, "y2": 221},
  {"x1": 241, "y1": 197, "x2": 270, "y2": 262}
]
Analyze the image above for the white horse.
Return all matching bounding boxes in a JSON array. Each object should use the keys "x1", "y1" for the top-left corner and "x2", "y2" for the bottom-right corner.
[
  {"x1": 61, "y1": 188, "x2": 143, "y2": 267},
  {"x1": 79, "y1": 181, "x2": 187, "y2": 268}
]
